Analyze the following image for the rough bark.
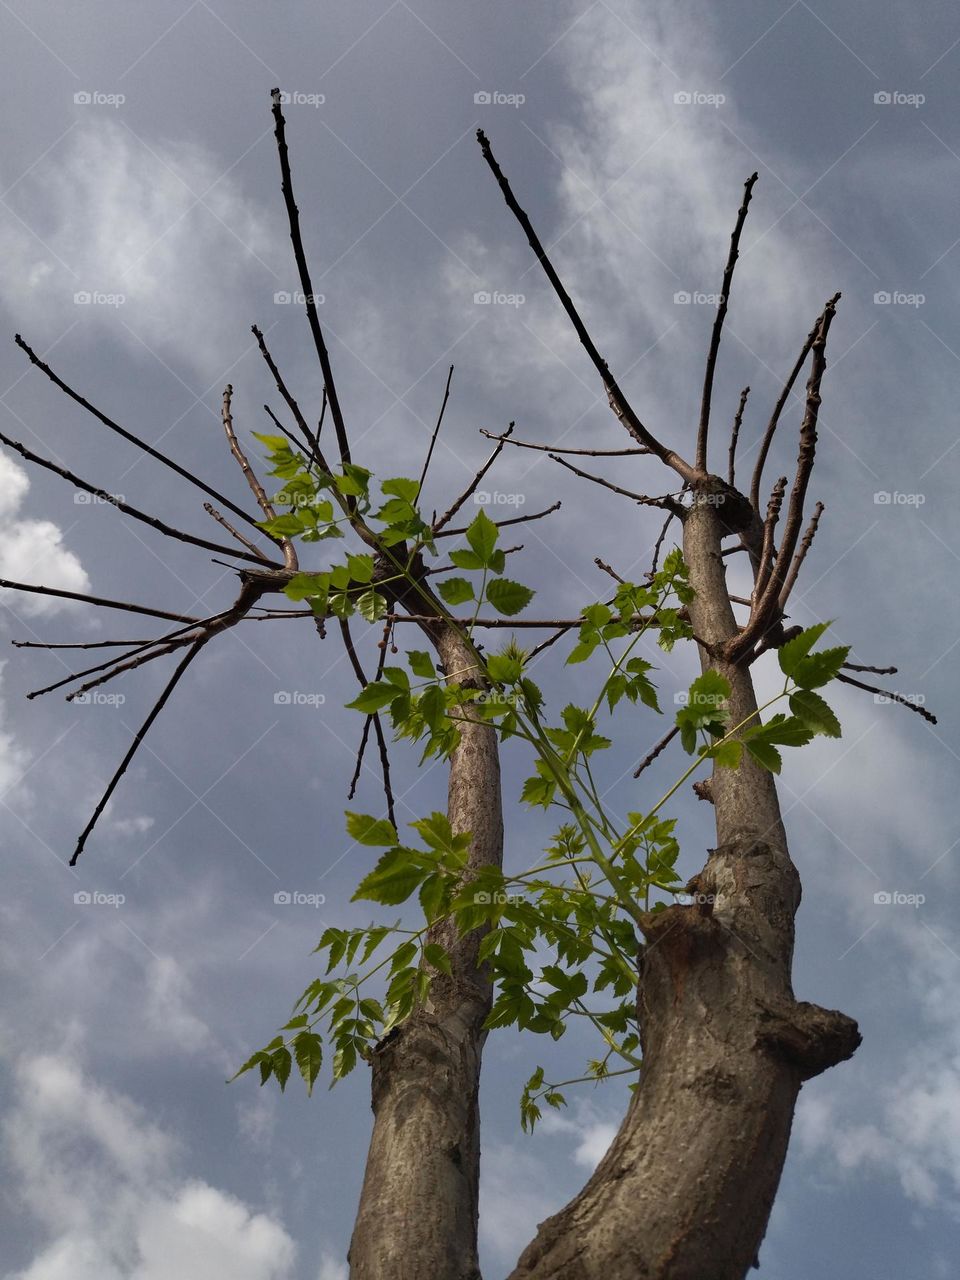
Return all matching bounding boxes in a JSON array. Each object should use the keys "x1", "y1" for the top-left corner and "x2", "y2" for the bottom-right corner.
[
  {"x1": 509, "y1": 487, "x2": 859, "y2": 1280},
  {"x1": 348, "y1": 623, "x2": 503, "y2": 1280}
]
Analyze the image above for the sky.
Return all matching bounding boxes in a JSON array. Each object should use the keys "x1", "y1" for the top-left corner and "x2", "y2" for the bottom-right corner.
[{"x1": 1, "y1": 1, "x2": 959, "y2": 1276}]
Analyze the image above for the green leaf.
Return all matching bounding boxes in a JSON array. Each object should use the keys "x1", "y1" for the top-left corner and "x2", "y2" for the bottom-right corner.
[
  {"x1": 778, "y1": 622, "x2": 832, "y2": 678},
  {"x1": 346, "y1": 682, "x2": 399, "y2": 715},
  {"x1": 465, "y1": 509, "x2": 499, "y2": 566},
  {"x1": 448, "y1": 548, "x2": 485, "y2": 571},
  {"x1": 407, "y1": 650, "x2": 435, "y2": 679},
  {"x1": 423, "y1": 942, "x2": 452, "y2": 976},
  {"x1": 357, "y1": 589, "x2": 388, "y2": 622},
  {"x1": 744, "y1": 739, "x2": 782, "y2": 773},
  {"x1": 381, "y1": 477, "x2": 421, "y2": 503},
  {"x1": 790, "y1": 689, "x2": 842, "y2": 738},
  {"x1": 346, "y1": 811, "x2": 399, "y2": 847},
  {"x1": 270, "y1": 1046, "x2": 293, "y2": 1092},
  {"x1": 347, "y1": 553, "x2": 375, "y2": 584},
  {"x1": 709, "y1": 739, "x2": 743, "y2": 769},
  {"x1": 293, "y1": 1032, "x2": 323, "y2": 1095},
  {"x1": 486, "y1": 652, "x2": 523, "y2": 684},
  {"x1": 353, "y1": 848, "x2": 428, "y2": 905},
  {"x1": 792, "y1": 646, "x2": 850, "y2": 691},
  {"x1": 437, "y1": 577, "x2": 475, "y2": 606},
  {"x1": 486, "y1": 578, "x2": 535, "y2": 616}
]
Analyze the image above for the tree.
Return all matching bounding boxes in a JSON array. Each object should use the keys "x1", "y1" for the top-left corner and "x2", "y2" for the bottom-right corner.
[{"x1": 3, "y1": 90, "x2": 933, "y2": 1280}]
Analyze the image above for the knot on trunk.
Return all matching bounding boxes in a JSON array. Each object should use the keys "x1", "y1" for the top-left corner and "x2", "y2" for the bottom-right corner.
[{"x1": 755, "y1": 998, "x2": 861, "y2": 1080}]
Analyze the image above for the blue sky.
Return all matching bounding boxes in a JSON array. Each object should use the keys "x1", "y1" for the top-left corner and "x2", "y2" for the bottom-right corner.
[{"x1": 1, "y1": 2, "x2": 959, "y2": 1277}]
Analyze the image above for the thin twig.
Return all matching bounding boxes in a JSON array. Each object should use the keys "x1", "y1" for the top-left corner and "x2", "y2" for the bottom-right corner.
[
  {"x1": 221, "y1": 386, "x2": 297, "y2": 572},
  {"x1": 14, "y1": 335, "x2": 262, "y2": 531},
  {"x1": 13, "y1": 639, "x2": 149, "y2": 650},
  {"x1": 0, "y1": 426, "x2": 273, "y2": 568},
  {"x1": 433, "y1": 424, "x2": 514, "y2": 532},
  {"x1": 71, "y1": 640, "x2": 207, "y2": 864},
  {"x1": 480, "y1": 429, "x2": 649, "y2": 457},
  {"x1": 594, "y1": 558, "x2": 625, "y2": 585},
  {"x1": 549, "y1": 454, "x2": 682, "y2": 513},
  {"x1": 475, "y1": 131, "x2": 697, "y2": 483},
  {"x1": 696, "y1": 173, "x2": 758, "y2": 472},
  {"x1": 339, "y1": 619, "x2": 395, "y2": 825},
  {"x1": 633, "y1": 725, "x2": 679, "y2": 778},
  {"x1": 728, "y1": 386, "x2": 750, "y2": 488},
  {"x1": 203, "y1": 503, "x2": 273, "y2": 562},
  {"x1": 752, "y1": 476, "x2": 787, "y2": 605},
  {"x1": 271, "y1": 89, "x2": 351, "y2": 469},
  {"x1": 836, "y1": 673, "x2": 937, "y2": 725},
  {"x1": 436, "y1": 501, "x2": 561, "y2": 537},
  {"x1": 843, "y1": 661, "x2": 896, "y2": 675},
  {"x1": 417, "y1": 366, "x2": 454, "y2": 501},
  {"x1": 649, "y1": 512, "x2": 675, "y2": 578},
  {"x1": 0, "y1": 579, "x2": 198, "y2": 624}
]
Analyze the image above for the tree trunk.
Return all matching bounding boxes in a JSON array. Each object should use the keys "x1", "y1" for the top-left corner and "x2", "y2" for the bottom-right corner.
[
  {"x1": 348, "y1": 624, "x2": 503, "y2": 1280},
  {"x1": 509, "y1": 492, "x2": 859, "y2": 1280}
]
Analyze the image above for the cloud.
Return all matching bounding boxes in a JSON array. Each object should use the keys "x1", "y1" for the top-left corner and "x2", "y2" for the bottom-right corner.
[
  {"x1": 2, "y1": 1055, "x2": 298, "y2": 1280},
  {"x1": 0, "y1": 121, "x2": 280, "y2": 377},
  {"x1": 0, "y1": 450, "x2": 89, "y2": 615}
]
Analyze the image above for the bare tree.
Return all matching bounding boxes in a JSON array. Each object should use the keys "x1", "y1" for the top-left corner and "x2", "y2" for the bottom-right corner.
[{"x1": 4, "y1": 91, "x2": 933, "y2": 1280}]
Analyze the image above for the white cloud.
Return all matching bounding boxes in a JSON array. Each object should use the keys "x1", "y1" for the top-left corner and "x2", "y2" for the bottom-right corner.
[
  {"x1": 0, "y1": 121, "x2": 280, "y2": 377},
  {"x1": 0, "y1": 450, "x2": 88, "y2": 615},
  {"x1": 2, "y1": 1055, "x2": 298, "y2": 1280}
]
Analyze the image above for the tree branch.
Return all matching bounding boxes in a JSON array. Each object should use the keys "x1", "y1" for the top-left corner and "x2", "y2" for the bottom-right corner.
[
  {"x1": 416, "y1": 366, "x2": 455, "y2": 501},
  {"x1": 728, "y1": 385, "x2": 750, "y2": 488},
  {"x1": 0, "y1": 579, "x2": 198, "y2": 624},
  {"x1": 435, "y1": 501, "x2": 561, "y2": 537},
  {"x1": 696, "y1": 173, "x2": 758, "y2": 472},
  {"x1": 480, "y1": 429, "x2": 649, "y2": 458},
  {"x1": 549, "y1": 454, "x2": 683, "y2": 514},
  {"x1": 433, "y1": 424, "x2": 514, "y2": 532},
  {"x1": 220, "y1": 385, "x2": 297, "y2": 571}
]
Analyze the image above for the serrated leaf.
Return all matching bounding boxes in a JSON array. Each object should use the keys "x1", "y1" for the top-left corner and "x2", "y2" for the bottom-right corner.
[
  {"x1": 437, "y1": 577, "x2": 475, "y2": 606},
  {"x1": 346, "y1": 811, "x2": 399, "y2": 847},
  {"x1": 353, "y1": 848, "x2": 427, "y2": 905},
  {"x1": 709, "y1": 739, "x2": 743, "y2": 768},
  {"x1": 745, "y1": 739, "x2": 782, "y2": 773},
  {"x1": 357, "y1": 589, "x2": 388, "y2": 622},
  {"x1": 466, "y1": 509, "x2": 499, "y2": 565},
  {"x1": 407, "y1": 650, "x2": 435, "y2": 679},
  {"x1": 381, "y1": 477, "x2": 421, "y2": 503},
  {"x1": 486, "y1": 652, "x2": 522, "y2": 683},
  {"x1": 778, "y1": 622, "x2": 832, "y2": 678},
  {"x1": 448, "y1": 548, "x2": 485, "y2": 571},
  {"x1": 792, "y1": 645, "x2": 850, "y2": 691},
  {"x1": 423, "y1": 942, "x2": 452, "y2": 976},
  {"x1": 293, "y1": 1032, "x2": 323, "y2": 1095},
  {"x1": 790, "y1": 689, "x2": 842, "y2": 738},
  {"x1": 487, "y1": 578, "x2": 535, "y2": 616},
  {"x1": 347, "y1": 553, "x2": 375, "y2": 584},
  {"x1": 346, "y1": 682, "x2": 399, "y2": 715}
]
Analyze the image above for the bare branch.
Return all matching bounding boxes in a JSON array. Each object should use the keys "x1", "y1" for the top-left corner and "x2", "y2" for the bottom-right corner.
[
  {"x1": 203, "y1": 502, "x2": 273, "y2": 562},
  {"x1": 836, "y1": 673, "x2": 937, "y2": 725},
  {"x1": 649, "y1": 511, "x2": 675, "y2": 578},
  {"x1": 594, "y1": 558, "x2": 625, "y2": 585},
  {"x1": 480, "y1": 429, "x2": 649, "y2": 458},
  {"x1": 433, "y1": 424, "x2": 514, "y2": 532},
  {"x1": 752, "y1": 476, "x2": 787, "y2": 605},
  {"x1": 696, "y1": 173, "x2": 758, "y2": 471},
  {"x1": 633, "y1": 725, "x2": 679, "y2": 778},
  {"x1": 475, "y1": 131, "x2": 697, "y2": 483},
  {"x1": 843, "y1": 661, "x2": 897, "y2": 675},
  {"x1": 417, "y1": 366, "x2": 455, "y2": 500},
  {"x1": 339, "y1": 618, "x2": 395, "y2": 826},
  {"x1": 252, "y1": 325, "x2": 320, "y2": 456},
  {"x1": 71, "y1": 639, "x2": 207, "y2": 864},
  {"x1": 0, "y1": 578, "x2": 198, "y2": 624},
  {"x1": 271, "y1": 88, "x2": 351, "y2": 468},
  {"x1": 220, "y1": 386, "x2": 297, "y2": 571},
  {"x1": 0, "y1": 426, "x2": 275, "y2": 568},
  {"x1": 435, "y1": 500, "x2": 561, "y2": 537},
  {"x1": 549, "y1": 453, "x2": 683, "y2": 513},
  {"x1": 14, "y1": 334, "x2": 262, "y2": 532},
  {"x1": 728, "y1": 386, "x2": 750, "y2": 488},
  {"x1": 749, "y1": 295, "x2": 840, "y2": 512},
  {"x1": 778, "y1": 500, "x2": 824, "y2": 608}
]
